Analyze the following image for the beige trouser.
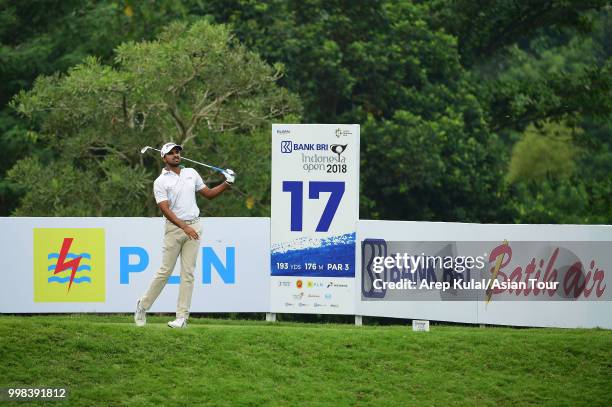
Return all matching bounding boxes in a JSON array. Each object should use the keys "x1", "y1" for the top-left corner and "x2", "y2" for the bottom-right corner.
[{"x1": 139, "y1": 220, "x2": 202, "y2": 319}]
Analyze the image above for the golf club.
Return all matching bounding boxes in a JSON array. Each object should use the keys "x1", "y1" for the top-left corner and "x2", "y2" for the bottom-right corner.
[{"x1": 140, "y1": 146, "x2": 226, "y2": 174}]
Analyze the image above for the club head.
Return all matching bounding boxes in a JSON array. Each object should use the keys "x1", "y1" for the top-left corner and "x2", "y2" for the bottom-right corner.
[{"x1": 140, "y1": 146, "x2": 151, "y2": 154}]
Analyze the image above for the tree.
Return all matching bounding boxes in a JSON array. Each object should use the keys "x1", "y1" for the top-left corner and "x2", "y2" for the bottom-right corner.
[
  {"x1": 8, "y1": 20, "x2": 300, "y2": 216},
  {"x1": 0, "y1": 0, "x2": 195, "y2": 214},
  {"x1": 5, "y1": 1, "x2": 610, "y2": 223},
  {"x1": 200, "y1": 0, "x2": 512, "y2": 221},
  {"x1": 506, "y1": 121, "x2": 578, "y2": 184},
  {"x1": 430, "y1": 0, "x2": 608, "y2": 65},
  {"x1": 491, "y1": 9, "x2": 612, "y2": 224}
]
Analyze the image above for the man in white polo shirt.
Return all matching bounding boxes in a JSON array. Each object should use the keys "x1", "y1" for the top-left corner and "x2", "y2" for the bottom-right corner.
[{"x1": 134, "y1": 142, "x2": 235, "y2": 328}]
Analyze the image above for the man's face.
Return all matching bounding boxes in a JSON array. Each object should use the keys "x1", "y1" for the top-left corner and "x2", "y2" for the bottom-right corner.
[{"x1": 163, "y1": 147, "x2": 181, "y2": 166}]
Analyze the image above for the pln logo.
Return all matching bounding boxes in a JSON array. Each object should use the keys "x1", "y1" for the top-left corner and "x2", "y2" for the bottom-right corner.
[{"x1": 34, "y1": 228, "x2": 105, "y2": 302}]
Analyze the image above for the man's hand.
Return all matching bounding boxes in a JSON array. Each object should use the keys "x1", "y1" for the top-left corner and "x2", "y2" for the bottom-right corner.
[
  {"x1": 182, "y1": 225, "x2": 200, "y2": 240},
  {"x1": 223, "y1": 169, "x2": 236, "y2": 185}
]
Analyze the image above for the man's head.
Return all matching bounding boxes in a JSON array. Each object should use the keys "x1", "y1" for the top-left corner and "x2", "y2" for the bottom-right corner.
[{"x1": 160, "y1": 142, "x2": 183, "y2": 167}]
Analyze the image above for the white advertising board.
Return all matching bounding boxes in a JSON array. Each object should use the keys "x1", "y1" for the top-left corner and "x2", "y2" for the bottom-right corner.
[
  {"x1": 357, "y1": 220, "x2": 612, "y2": 328},
  {"x1": 270, "y1": 124, "x2": 359, "y2": 314},
  {"x1": 0, "y1": 217, "x2": 270, "y2": 313},
  {"x1": 2, "y1": 215, "x2": 610, "y2": 329}
]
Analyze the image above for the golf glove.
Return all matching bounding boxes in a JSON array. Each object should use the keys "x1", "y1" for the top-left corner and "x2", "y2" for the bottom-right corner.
[{"x1": 224, "y1": 169, "x2": 236, "y2": 185}]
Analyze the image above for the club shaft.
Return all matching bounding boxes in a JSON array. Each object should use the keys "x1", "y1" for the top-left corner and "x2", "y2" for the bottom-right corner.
[
  {"x1": 181, "y1": 157, "x2": 224, "y2": 173},
  {"x1": 144, "y1": 147, "x2": 224, "y2": 173}
]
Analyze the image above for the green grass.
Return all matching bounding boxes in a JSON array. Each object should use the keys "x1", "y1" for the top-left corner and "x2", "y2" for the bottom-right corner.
[{"x1": 0, "y1": 315, "x2": 610, "y2": 406}]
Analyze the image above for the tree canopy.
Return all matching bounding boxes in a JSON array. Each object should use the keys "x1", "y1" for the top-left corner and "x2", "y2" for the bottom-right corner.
[
  {"x1": 2, "y1": 1, "x2": 610, "y2": 224},
  {"x1": 8, "y1": 19, "x2": 299, "y2": 216}
]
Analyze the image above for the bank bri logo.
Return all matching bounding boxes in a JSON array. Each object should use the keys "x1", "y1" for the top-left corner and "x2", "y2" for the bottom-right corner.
[
  {"x1": 281, "y1": 140, "x2": 292, "y2": 153},
  {"x1": 34, "y1": 228, "x2": 105, "y2": 302}
]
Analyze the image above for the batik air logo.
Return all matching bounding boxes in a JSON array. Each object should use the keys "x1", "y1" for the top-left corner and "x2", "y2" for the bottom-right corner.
[{"x1": 34, "y1": 228, "x2": 105, "y2": 302}]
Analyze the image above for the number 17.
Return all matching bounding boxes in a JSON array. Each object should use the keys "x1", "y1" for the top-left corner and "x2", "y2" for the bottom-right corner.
[{"x1": 282, "y1": 181, "x2": 345, "y2": 232}]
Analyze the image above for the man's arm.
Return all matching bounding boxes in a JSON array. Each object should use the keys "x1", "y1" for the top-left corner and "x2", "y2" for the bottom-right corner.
[
  {"x1": 158, "y1": 201, "x2": 199, "y2": 240},
  {"x1": 198, "y1": 182, "x2": 230, "y2": 200}
]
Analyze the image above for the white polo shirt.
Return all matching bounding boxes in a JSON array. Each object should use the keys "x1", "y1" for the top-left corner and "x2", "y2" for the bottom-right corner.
[{"x1": 153, "y1": 167, "x2": 206, "y2": 220}]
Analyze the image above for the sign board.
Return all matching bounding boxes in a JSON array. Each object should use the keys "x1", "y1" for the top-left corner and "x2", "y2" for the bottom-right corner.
[
  {"x1": 0, "y1": 217, "x2": 270, "y2": 313},
  {"x1": 356, "y1": 220, "x2": 612, "y2": 329},
  {"x1": 270, "y1": 124, "x2": 359, "y2": 314},
  {"x1": 412, "y1": 320, "x2": 430, "y2": 332}
]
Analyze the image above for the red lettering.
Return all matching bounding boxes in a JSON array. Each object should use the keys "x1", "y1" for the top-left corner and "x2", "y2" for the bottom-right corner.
[
  {"x1": 593, "y1": 269, "x2": 607, "y2": 297},
  {"x1": 487, "y1": 245, "x2": 606, "y2": 301},
  {"x1": 532, "y1": 269, "x2": 543, "y2": 296},
  {"x1": 489, "y1": 244, "x2": 512, "y2": 268},
  {"x1": 582, "y1": 271, "x2": 594, "y2": 298},
  {"x1": 563, "y1": 262, "x2": 586, "y2": 298},
  {"x1": 523, "y1": 258, "x2": 536, "y2": 295},
  {"x1": 543, "y1": 248, "x2": 559, "y2": 297},
  {"x1": 489, "y1": 243, "x2": 512, "y2": 295},
  {"x1": 508, "y1": 266, "x2": 523, "y2": 295}
]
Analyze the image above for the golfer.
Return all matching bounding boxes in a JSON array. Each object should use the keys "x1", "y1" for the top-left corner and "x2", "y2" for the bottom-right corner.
[{"x1": 135, "y1": 142, "x2": 234, "y2": 328}]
